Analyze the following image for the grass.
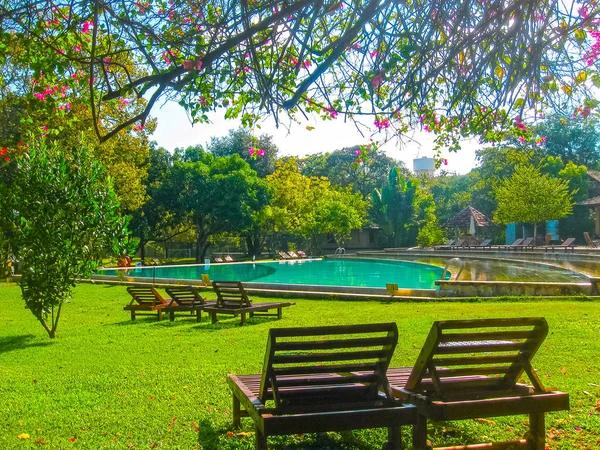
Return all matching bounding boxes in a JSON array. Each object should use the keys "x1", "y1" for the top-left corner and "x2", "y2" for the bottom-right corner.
[{"x1": 1, "y1": 283, "x2": 599, "y2": 449}]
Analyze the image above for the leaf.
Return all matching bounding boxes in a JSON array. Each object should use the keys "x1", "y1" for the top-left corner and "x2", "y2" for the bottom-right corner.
[
  {"x1": 561, "y1": 85, "x2": 572, "y2": 96},
  {"x1": 494, "y1": 66, "x2": 504, "y2": 78},
  {"x1": 18, "y1": 433, "x2": 30, "y2": 440},
  {"x1": 576, "y1": 71, "x2": 587, "y2": 84}
]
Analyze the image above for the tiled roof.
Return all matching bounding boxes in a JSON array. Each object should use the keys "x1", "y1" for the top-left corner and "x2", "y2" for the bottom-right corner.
[
  {"x1": 578, "y1": 195, "x2": 600, "y2": 206},
  {"x1": 444, "y1": 206, "x2": 490, "y2": 228}
]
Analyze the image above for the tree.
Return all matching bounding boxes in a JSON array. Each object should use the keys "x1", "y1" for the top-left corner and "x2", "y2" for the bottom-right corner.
[
  {"x1": 162, "y1": 151, "x2": 270, "y2": 261},
  {"x1": 2, "y1": 1, "x2": 599, "y2": 147},
  {"x1": 536, "y1": 116, "x2": 600, "y2": 168},
  {"x1": 0, "y1": 34, "x2": 155, "y2": 212},
  {"x1": 266, "y1": 159, "x2": 367, "y2": 253},
  {"x1": 494, "y1": 165, "x2": 575, "y2": 242},
  {"x1": 370, "y1": 168, "x2": 418, "y2": 247},
  {"x1": 208, "y1": 128, "x2": 279, "y2": 177},
  {"x1": 0, "y1": 141, "x2": 131, "y2": 338},
  {"x1": 300, "y1": 147, "x2": 405, "y2": 198}
]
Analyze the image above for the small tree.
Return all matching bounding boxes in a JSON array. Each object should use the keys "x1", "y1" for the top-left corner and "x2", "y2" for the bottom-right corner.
[
  {"x1": 494, "y1": 165, "x2": 574, "y2": 242},
  {"x1": 4, "y1": 141, "x2": 131, "y2": 338}
]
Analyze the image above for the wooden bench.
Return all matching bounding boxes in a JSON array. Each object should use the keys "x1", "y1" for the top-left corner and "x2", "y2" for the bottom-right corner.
[
  {"x1": 227, "y1": 323, "x2": 417, "y2": 449},
  {"x1": 163, "y1": 286, "x2": 216, "y2": 322},
  {"x1": 203, "y1": 281, "x2": 294, "y2": 325},
  {"x1": 123, "y1": 286, "x2": 170, "y2": 320},
  {"x1": 390, "y1": 317, "x2": 569, "y2": 450},
  {"x1": 546, "y1": 237, "x2": 576, "y2": 252}
]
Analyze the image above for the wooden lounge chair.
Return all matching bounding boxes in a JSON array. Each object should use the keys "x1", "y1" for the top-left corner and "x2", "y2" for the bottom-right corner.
[
  {"x1": 123, "y1": 286, "x2": 170, "y2": 321},
  {"x1": 390, "y1": 317, "x2": 569, "y2": 450},
  {"x1": 500, "y1": 237, "x2": 523, "y2": 250},
  {"x1": 203, "y1": 281, "x2": 294, "y2": 325},
  {"x1": 450, "y1": 238, "x2": 465, "y2": 249},
  {"x1": 227, "y1": 323, "x2": 417, "y2": 449},
  {"x1": 296, "y1": 250, "x2": 308, "y2": 258},
  {"x1": 163, "y1": 286, "x2": 217, "y2": 322},
  {"x1": 278, "y1": 251, "x2": 291, "y2": 259},
  {"x1": 213, "y1": 256, "x2": 224, "y2": 263},
  {"x1": 584, "y1": 231, "x2": 597, "y2": 248},
  {"x1": 224, "y1": 255, "x2": 234, "y2": 262},
  {"x1": 466, "y1": 238, "x2": 492, "y2": 249},
  {"x1": 434, "y1": 239, "x2": 456, "y2": 250},
  {"x1": 546, "y1": 237, "x2": 576, "y2": 252},
  {"x1": 514, "y1": 236, "x2": 534, "y2": 250},
  {"x1": 287, "y1": 251, "x2": 300, "y2": 258}
]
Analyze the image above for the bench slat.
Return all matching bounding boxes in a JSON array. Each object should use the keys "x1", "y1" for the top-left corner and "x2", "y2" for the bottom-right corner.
[{"x1": 272, "y1": 349, "x2": 389, "y2": 364}]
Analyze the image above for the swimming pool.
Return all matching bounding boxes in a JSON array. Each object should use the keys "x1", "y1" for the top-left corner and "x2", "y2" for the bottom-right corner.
[{"x1": 99, "y1": 259, "x2": 447, "y2": 289}]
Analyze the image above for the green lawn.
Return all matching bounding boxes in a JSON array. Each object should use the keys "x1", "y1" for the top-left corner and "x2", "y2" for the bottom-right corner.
[{"x1": 1, "y1": 283, "x2": 599, "y2": 449}]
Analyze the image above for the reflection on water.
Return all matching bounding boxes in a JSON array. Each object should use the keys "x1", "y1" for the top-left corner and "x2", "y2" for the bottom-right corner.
[{"x1": 411, "y1": 257, "x2": 590, "y2": 282}]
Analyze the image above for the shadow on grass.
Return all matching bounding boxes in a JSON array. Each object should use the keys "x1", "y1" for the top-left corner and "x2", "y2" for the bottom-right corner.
[
  {"x1": 0, "y1": 334, "x2": 52, "y2": 354},
  {"x1": 197, "y1": 419, "x2": 378, "y2": 450}
]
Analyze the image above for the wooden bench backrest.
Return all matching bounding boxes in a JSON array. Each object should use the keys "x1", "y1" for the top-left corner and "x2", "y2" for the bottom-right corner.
[
  {"x1": 405, "y1": 318, "x2": 548, "y2": 400},
  {"x1": 259, "y1": 323, "x2": 398, "y2": 411},
  {"x1": 561, "y1": 237, "x2": 576, "y2": 247},
  {"x1": 212, "y1": 281, "x2": 251, "y2": 308},
  {"x1": 479, "y1": 239, "x2": 492, "y2": 247},
  {"x1": 164, "y1": 286, "x2": 205, "y2": 306},
  {"x1": 510, "y1": 238, "x2": 524, "y2": 246},
  {"x1": 126, "y1": 287, "x2": 167, "y2": 306}
]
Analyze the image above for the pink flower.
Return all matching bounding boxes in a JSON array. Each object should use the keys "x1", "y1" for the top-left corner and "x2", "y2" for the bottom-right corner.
[
  {"x1": 536, "y1": 136, "x2": 546, "y2": 146},
  {"x1": 303, "y1": 60, "x2": 311, "y2": 68},
  {"x1": 355, "y1": 150, "x2": 361, "y2": 156},
  {"x1": 81, "y1": 21, "x2": 93, "y2": 34},
  {"x1": 374, "y1": 118, "x2": 390, "y2": 130},
  {"x1": 517, "y1": 137, "x2": 527, "y2": 143},
  {"x1": 258, "y1": 149, "x2": 265, "y2": 156},
  {"x1": 353, "y1": 43, "x2": 360, "y2": 49},
  {"x1": 370, "y1": 50, "x2": 378, "y2": 58},
  {"x1": 515, "y1": 117, "x2": 527, "y2": 131},
  {"x1": 74, "y1": 45, "x2": 82, "y2": 52},
  {"x1": 290, "y1": 58, "x2": 298, "y2": 66},
  {"x1": 324, "y1": 106, "x2": 338, "y2": 119},
  {"x1": 244, "y1": 67, "x2": 250, "y2": 73}
]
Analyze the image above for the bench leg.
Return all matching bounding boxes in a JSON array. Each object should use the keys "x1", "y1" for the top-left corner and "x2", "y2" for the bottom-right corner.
[
  {"x1": 385, "y1": 426, "x2": 401, "y2": 450},
  {"x1": 196, "y1": 310, "x2": 201, "y2": 323},
  {"x1": 170, "y1": 310, "x2": 175, "y2": 321},
  {"x1": 412, "y1": 415, "x2": 428, "y2": 450},
  {"x1": 240, "y1": 313, "x2": 246, "y2": 326},
  {"x1": 130, "y1": 310, "x2": 135, "y2": 321},
  {"x1": 211, "y1": 312, "x2": 218, "y2": 324},
  {"x1": 277, "y1": 307, "x2": 282, "y2": 319},
  {"x1": 528, "y1": 412, "x2": 545, "y2": 450},
  {"x1": 255, "y1": 426, "x2": 268, "y2": 450},
  {"x1": 232, "y1": 395, "x2": 241, "y2": 428},
  {"x1": 157, "y1": 309, "x2": 163, "y2": 321}
]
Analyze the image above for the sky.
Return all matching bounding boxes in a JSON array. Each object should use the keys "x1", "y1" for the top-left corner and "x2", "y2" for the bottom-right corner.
[{"x1": 150, "y1": 100, "x2": 480, "y2": 175}]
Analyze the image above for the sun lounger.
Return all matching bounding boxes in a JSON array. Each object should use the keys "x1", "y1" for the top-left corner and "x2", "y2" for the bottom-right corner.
[
  {"x1": 546, "y1": 237, "x2": 576, "y2": 252},
  {"x1": 227, "y1": 323, "x2": 417, "y2": 449},
  {"x1": 224, "y1": 255, "x2": 234, "y2": 262},
  {"x1": 390, "y1": 317, "x2": 569, "y2": 450},
  {"x1": 465, "y1": 238, "x2": 492, "y2": 249},
  {"x1": 584, "y1": 231, "x2": 597, "y2": 248},
  {"x1": 203, "y1": 281, "x2": 294, "y2": 325},
  {"x1": 123, "y1": 286, "x2": 170, "y2": 321},
  {"x1": 278, "y1": 251, "x2": 291, "y2": 259},
  {"x1": 296, "y1": 250, "x2": 308, "y2": 258},
  {"x1": 163, "y1": 286, "x2": 216, "y2": 322}
]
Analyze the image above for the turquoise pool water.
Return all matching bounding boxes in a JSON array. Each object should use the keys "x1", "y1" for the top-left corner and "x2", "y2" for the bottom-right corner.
[{"x1": 99, "y1": 259, "x2": 446, "y2": 289}]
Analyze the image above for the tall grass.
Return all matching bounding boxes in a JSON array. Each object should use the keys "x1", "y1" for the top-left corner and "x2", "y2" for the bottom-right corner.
[{"x1": 0, "y1": 283, "x2": 598, "y2": 449}]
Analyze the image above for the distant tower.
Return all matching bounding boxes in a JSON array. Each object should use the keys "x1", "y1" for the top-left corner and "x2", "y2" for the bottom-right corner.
[{"x1": 413, "y1": 156, "x2": 435, "y2": 176}]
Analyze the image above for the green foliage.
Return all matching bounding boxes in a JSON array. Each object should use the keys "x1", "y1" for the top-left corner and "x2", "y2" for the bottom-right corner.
[
  {"x1": 414, "y1": 188, "x2": 445, "y2": 248},
  {"x1": 494, "y1": 165, "x2": 575, "y2": 241},
  {"x1": 536, "y1": 116, "x2": 600, "y2": 167},
  {"x1": 3, "y1": 1, "x2": 599, "y2": 149},
  {"x1": 266, "y1": 159, "x2": 367, "y2": 252},
  {"x1": 2, "y1": 141, "x2": 131, "y2": 338},
  {"x1": 300, "y1": 147, "x2": 405, "y2": 199},
  {"x1": 208, "y1": 128, "x2": 279, "y2": 177},
  {"x1": 371, "y1": 168, "x2": 419, "y2": 247},
  {"x1": 161, "y1": 152, "x2": 270, "y2": 261}
]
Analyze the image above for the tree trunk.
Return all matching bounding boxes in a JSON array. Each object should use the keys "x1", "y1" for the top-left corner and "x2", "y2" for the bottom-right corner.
[{"x1": 533, "y1": 222, "x2": 538, "y2": 244}]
